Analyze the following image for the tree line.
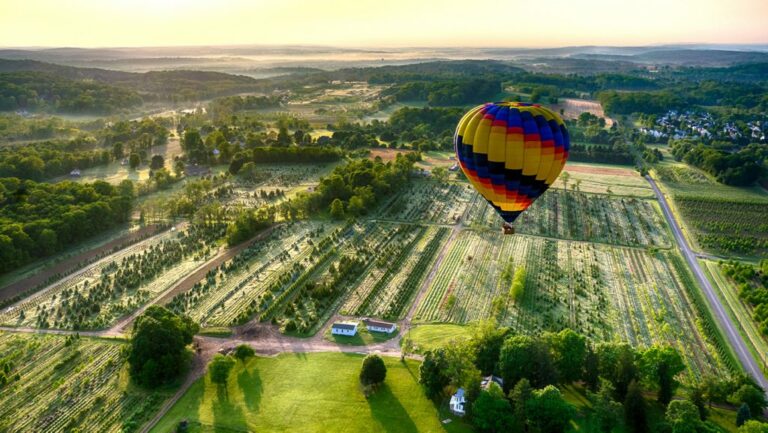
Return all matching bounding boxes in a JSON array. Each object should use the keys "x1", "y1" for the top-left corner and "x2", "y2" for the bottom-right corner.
[
  {"x1": 417, "y1": 322, "x2": 767, "y2": 432},
  {"x1": 0, "y1": 178, "x2": 134, "y2": 274},
  {"x1": 670, "y1": 140, "x2": 766, "y2": 186}
]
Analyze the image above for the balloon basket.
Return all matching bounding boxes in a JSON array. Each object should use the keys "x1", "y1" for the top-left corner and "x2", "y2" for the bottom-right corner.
[{"x1": 502, "y1": 224, "x2": 515, "y2": 235}]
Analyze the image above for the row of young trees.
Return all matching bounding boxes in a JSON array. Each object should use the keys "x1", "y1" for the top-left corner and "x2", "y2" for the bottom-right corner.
[
  {"x1": 417, "y1": 322, "x2": 767, "y2": 432},
  {"x1": 0, "y1": 178, "x2": 134, "y2": 274}
]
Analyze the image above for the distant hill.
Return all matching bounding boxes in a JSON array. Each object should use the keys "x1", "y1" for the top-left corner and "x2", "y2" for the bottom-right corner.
[
  {"x1": 0, "y1": 59, "x2": 264, "y2": 110},
  {"x1": 576, "y1": 49, "x2": 768, "y2": 66}
]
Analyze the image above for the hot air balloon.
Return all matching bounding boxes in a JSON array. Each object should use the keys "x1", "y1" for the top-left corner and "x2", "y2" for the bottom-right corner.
[{"x1": 454, "y1": 102, "x2": 570, "y2": 234}]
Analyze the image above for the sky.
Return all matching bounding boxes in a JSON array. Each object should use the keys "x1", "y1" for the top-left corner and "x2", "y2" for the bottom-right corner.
[{"x1": 0, "y1": 0, "x2": 766, "y2": 48}]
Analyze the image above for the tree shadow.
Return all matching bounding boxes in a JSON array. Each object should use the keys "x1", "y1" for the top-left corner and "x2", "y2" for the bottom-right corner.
[
  {"x1": 367, "y1": 383, "x2": 419, "y2": 433},
  {"x1": 212, "y1": 384, "x2": 248, "y2": 433},
  {"x1": 237, "y1": 363, "x2": 262, "y2": 413}
]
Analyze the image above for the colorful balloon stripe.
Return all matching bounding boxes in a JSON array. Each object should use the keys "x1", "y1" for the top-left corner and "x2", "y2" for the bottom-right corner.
[{"x1": 454, "y1": 102, "x2": 570, "y2": 224}]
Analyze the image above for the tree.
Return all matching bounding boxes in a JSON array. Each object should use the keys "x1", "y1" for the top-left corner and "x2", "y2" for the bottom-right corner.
[
  {"x1": 360, "y1": 354, "x2": 387, "y2": 387},
  {"x1": 739, "y1": 420, "x2": 768, "y2": 433},
  {"x1": 590, "y1": 379, "x2": 622, "y2": 433},
  {"x1": 499, "y1": 335, "x2": 556, "y2": 390},
  {"x1": 583, "y1": 347, "x2": 600, "y2": 392},
  {"x1": 509, "y1": 377, "x2": 532, "y2": 424},
  {"x1": 330, "y1": 198, "x2": 345, "y2": 219},
  {"x1": 128, "y1": 306, "x2": 198, "y2": 388},
  {"x1": 174, "y1": 159, "x2": 185, "y2": 177},
  {"x1": 731, "y1": 385, "x2": 766, "y2": 422},
  {"x1": 129, "y1": 152, "x2": 141, "y2": 169},
  {"x1": 737, "y1": 403, "x2": 752, "y2": 427},
  {"x1": 665, "y1": 400, "x2": 702, "y2": 433},
  {"x1": 689, "y1": 384, "x2": 708, "y2": 421},
  {"x1": 469, "y1": 320, "x2": 507, "y2": 375},
  {"x1": 624, "y1": 380, "x2": 647, "y2": 433},
  {"x1": 233, "y1": 344, "x2": 255, "y2": 363},
  {"x1": 526, "y1": 385, "x2": 574, "y2": 433},
  {"x1": 432, "y1": 167, "x2": 448, "y2": 182},
  {"x1": 560, "y1": 171, "x2": 570, "y2": 191},
  {"x1": 639, "y1": 345, "x2": 685, "y2": 405},
  {"x1": 277, "y1": 126, "x2": 293, "y2": 146},
  {"x1": 549, "y1": 329, "x2": 586, "y2": 384},
  {"x1": 420, "y1": 349, "x2": 450, "y2": 399},
  {"x1": 209, "y1": 354, "x2": 235, "y2": 386},
  {"x1": 472, "y1": 387, "x2": 516, "y2": 433},
  {"x1": 150, "y1": 154, "x2": 165, "y2": 170}
]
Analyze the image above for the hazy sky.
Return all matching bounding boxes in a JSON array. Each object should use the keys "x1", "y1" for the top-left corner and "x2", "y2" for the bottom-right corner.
[{"x1": 0, "y1": 0, "x2": 766, "y2": 48}]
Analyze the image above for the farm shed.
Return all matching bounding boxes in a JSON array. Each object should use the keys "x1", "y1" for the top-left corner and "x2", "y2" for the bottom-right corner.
[
  {"x1": 362, "y1": 318, "x2": 396, "y2": 334},
  {"x1": 331, "y1": 322, "x2": 358, "y2": 336}
]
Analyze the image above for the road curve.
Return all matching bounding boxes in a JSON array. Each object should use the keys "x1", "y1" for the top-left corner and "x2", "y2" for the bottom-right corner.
[{"x1": 646, "y1": 175, "x2": 768, "y2": 391}]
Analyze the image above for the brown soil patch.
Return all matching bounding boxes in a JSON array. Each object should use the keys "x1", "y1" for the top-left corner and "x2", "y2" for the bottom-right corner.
[
  {"x1": 369, "y1": 148, "x2": 414, "y2": 162},
  {"x1": 564, "y1": 163, "x2": 636, "y2": 177}
]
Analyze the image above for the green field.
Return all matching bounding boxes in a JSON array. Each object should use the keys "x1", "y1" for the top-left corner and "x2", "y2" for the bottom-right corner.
[
  {"x1": 407, "y1": 324, "x2": 471, "y2": 353},
  {"x1": 0, "y1": 332, "x2": 172, "y2": 433},
  {"x1": 150, "y1": 353, "x2": 472, "y2": 433}
]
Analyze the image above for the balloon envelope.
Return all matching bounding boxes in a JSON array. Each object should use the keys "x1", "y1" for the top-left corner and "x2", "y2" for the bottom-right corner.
[{"x1": 454, "y1": 102, "x2": 570, "y2": 224}]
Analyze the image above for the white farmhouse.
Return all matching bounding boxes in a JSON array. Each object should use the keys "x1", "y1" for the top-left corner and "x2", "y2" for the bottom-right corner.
[
  {"x1": 449, "y1": 388, "x2": 466, "y2": 416},
  {"x1": 331, "y1": 322, "x2": 358, "y2": 336},
  {"x1": 363, "y1": 318, "x2": 396, "y2": 334}
]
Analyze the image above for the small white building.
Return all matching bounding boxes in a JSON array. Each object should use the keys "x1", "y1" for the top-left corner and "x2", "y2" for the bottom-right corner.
[
  {"x1": 331, "y1": 322, "x2": 358, "y2": 336},
  {"x1": 69, "y1": 169, "x2": 81, "y2": 177},
  {"x1": 363, "y1": 318, "x2": 396, "y2": 334},
  {"x1": 449, "y1": 388, "x2": 466, "y2": 416}
]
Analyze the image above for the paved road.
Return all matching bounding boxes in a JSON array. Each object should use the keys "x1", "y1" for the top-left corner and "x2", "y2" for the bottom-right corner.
[{"x1": 646, "y1": 175, "x2": 768, "y2": 391}]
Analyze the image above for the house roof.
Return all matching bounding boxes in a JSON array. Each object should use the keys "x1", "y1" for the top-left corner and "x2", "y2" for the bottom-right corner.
[
  {"x1": 453, "y1": 388, "x2": 465, "y2": 398},
  {"x1": 481, "y1": 375, "x2": 504, "y2": 389},
  {"x1": 331, "y1": 322, "x2": 357, "y2": 331},
  {"x1": 363, "y1": 319, "x2": 395, "y2": 329}
]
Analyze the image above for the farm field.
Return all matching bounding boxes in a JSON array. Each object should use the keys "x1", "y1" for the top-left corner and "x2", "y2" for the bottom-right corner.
[
  {"x1": 414, "y1": 229, "x2": 732, "y2": 380},
  {"x1": 0, "y1": 332, "x2": 172, "y2": 433},
  {"x1": 556, "y1": 161, "x2": 652, "y2": 197},
  {"x1": 653, "y1": 160, "x2": 768, "y2": 202},
  {"x1": 167, "y1": 221, "x2": 339, "y2": 327},
  {"x1": 0, "y1": 224, "x2": 224, "y2": 330},
  {"x1": 464, "y1": 189, "x2": 670, "y2": 248},
  {"x1": 341, "y1": 225, "x2": 450, "y2": 320},
  {"x1": 377, "y1": 180, "x2": 472, "y2": 225},
  {"x1": 0, "y1": 223, "x2": 165, "y2": 303},
  {"x1": 149, "y1": 352, "x2": 471, "y2": 433},
  {"x1": 700, "y1": 259, "x2": 768, "y2": 371}
]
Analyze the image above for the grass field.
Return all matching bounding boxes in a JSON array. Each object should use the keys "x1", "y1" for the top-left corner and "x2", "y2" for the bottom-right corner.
[
  {"x1": 0, "y1": 332, "x2": 172, "y2": 433},
  {"x1": 414, "y1": 230, "x2": 732, "y2": 380},
  {"x1": 407, "y1": 324, "x2": 471, "y2": 353},
  {"x1": 150, "y1": 353, "x2": 472, "y2": 433}
]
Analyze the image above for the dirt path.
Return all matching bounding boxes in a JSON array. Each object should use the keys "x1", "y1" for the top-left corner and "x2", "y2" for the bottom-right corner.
[{"x1": 0, "y1": 224, "x2": 166, "y2": 302}]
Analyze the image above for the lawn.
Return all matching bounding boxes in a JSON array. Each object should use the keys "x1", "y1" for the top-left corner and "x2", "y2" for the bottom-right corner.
[
  {"x1": 150, "y1": 352, "x2": 472, "y2": 433},
  {"x1": 407, "y1": 324, "x2": 471, "y2": 353}
]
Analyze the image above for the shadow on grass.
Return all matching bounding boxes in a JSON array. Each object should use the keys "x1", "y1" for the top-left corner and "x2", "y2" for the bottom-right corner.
[
  {"x1": 237, "y1": 364, "x2": 262, "y2": 413},
  {"x1": 367, "y1": 383, "x2": 419, "y2": 433},
  {"x1": 213, "y1": 385, "x2": 247, "y2": 433}
]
